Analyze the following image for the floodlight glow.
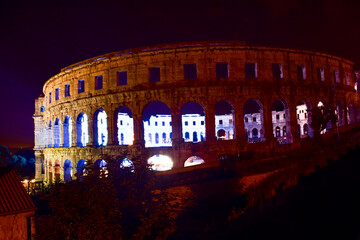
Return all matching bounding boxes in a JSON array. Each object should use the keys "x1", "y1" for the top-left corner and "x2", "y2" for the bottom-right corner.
[{"x1": 147, "y1": 154, "x2": 173, "y2": 171}]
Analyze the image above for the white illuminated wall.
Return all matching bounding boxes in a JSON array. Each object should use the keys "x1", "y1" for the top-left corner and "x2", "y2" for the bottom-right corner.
[
  {"x1": 243, "y1": 112, "x2": 264, "y2": 140},
  {"x1": 215, "y1": 114, "x2": 234, "y2": 140},
  {"x1": 117, "y1": 113, "x2": 134, "y2": 145},
  {"x1": 296, "y1": 104, "x2": 310, "y2": 136},
  {"x1": 182, "y1": 114, "x2": 205, "y2": 143},
  {"x1": 143, "y1": 115, "x2": 173, "y2": 147}
]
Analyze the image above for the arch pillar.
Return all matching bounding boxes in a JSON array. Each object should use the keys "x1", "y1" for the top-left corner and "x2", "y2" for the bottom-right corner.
[
  {"x1": 133, "y1": 113, "x2": 145, "y2": 147},
  {"x1": 289, "y1": 102, "x2": 300, "y2": 144},
  {"x1": 205, "y1": 104, "x2": 216, "y2": 142},
  {"x1": 263, "y1": 103, "x2": 275, "y2": 143},
  {"x1": 106, "y1": 108, "x2": 115, "y2": 145},
  {"x1": 71, "y1": 112, "x2": 77, "y2": 147},
  {"x1": 235, "y1": 100, "x2": 247, "y2": 146},
  {"x1": 170, "y1": 108, "x2": 183, "y2": 169},
  {"x1": 86, "y1": 110, "x2": 94, "y2": 147}
]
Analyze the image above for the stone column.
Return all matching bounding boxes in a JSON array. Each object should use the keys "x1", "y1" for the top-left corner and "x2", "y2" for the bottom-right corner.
[
  {"x1": 133, "y1": 113, "x2": 145, "y2": 147},
  {"x1": 263, "y1": 103, "x2": 276, "y2": 144},
  {"x1": 34, "y1": 150, "x2": 44, "y2": 181},
  {"x1": 235, "y1": 100, "x2": 247, "y2": 146},
  {"x1": 72, "y1": 112, "x2": 77, "y2": 147},
  {"x1": 205, "y1": 105, "x2": 216, "y2": 142},
  {"x1": 289, "y1": 105, "x2": 300, "y2": 144},
  {"x1": 107, "y1": 108, "x2": 115, "y2": 145},
  {"x1": 170, "y1": 108, "x2": 183, "y2": 169},
  {"x1": 87, "y1": 110, "x2": 94, "y2": 147}
]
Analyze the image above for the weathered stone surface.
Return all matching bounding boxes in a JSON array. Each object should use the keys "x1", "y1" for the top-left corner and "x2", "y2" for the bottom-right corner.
[{"x1": 33, "y1": 41, "x2": 359, "y2": 183}]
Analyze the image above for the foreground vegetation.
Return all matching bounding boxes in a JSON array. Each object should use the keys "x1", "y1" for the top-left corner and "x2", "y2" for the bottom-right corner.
[{"x1": 33, "y1": 156, "x2": 193, "y2": 240}]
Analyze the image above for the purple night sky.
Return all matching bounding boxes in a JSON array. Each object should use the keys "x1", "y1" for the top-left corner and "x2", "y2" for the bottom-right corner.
[{"x1": 0, "y1": 0, "x2": 359, "y2": 148}]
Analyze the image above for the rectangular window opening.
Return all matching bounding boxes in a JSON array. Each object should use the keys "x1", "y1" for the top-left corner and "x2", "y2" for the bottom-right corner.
[
  {"x1": 95, "y1": 75, "x2": 103, "y2": 90},
  {"x1": 184, "y1": 64, "x2": 197, "y2": 80},
  {"x1": 78, "y1": 79, "x2": 85, "y2": 93},
  {"x1": 346, "y1": 73, "x2": 350, "y2": 85},
  {"x1": 55, "y1": 88, "x2": 59, "y2": 100},
  {"x1": 117, "y1": 71, "x2": 127, "y2": 86},
  {"x1": 334, "y1": 70, "x2": 340, "y2": 84},
  {"x1": 272, "y1": 63, "x2": 283, "y2": 79},
  {"x1": 297, "y1": 65, "x2": 306, "y2": 81},
  {"x1": 318, "y1": 68, "x2": 325, "y2": 82},
  {"x1": 149, "y1": 67, "x2": 160, "y2": 82},
  {"x1": 245, "y1": 62, "x2": 257, "y2": 78},
  {"x1": 65, "y1": 84, "x2": 70, "y2": 97},
  {"x1": 49, "y1": 92, "x2": 52, "y2": 103},
  {"x1": 216, "y1": 62, "x2": 229, "y2": 78}
]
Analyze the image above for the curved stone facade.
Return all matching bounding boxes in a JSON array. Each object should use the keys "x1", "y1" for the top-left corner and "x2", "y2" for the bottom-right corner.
[{"x1": 33, "y1": 41, "x2": 360, "y2": 183}]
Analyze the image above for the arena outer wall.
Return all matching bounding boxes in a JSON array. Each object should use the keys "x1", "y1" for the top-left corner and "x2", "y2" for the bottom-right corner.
[{"x1": 33, "y1": 41, "x2": 360, "y2": 183}]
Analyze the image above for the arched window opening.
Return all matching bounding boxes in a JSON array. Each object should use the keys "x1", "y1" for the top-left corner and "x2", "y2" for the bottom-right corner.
[
  {"x1": 120, "y1": 158, "x2": 134, "y2": 169},
  {"x1": 193, "y1": 131, "x2": 198, "y2": 142},
  {"x1": 215, "y1": 101, "x2": 235, "y2": 140},
  {"x1": 48, "y1": 120, "x2": 53, "y2": 148},
  {"x1": 347, "y1": 104, "x2": 355, "y2": 124},
  {"x1": 76, "y1": 159, "x2": 86, "y2": 178},
  {"x1": 116, "y1": 107, "x2": 134, "y2": 145},
  {"x1": 244, "y1": 99, "x2": 265, "y2": 143},
  {"x1": 64, "y1": 159, "x2": 72, "y2": 182},
  {"x1": 162, "y1": 132, "x2": 166, "y2": 143},
  {"x1": 63, "y1": 115, "x2": 72, "y2": 147},
  {"x1": 252, "y1": 128, "x2": 258, "y2": 138},
  {"x1": 184, "y1": 156, "x2": 205, "y2": 167},
  {"x1": 94, "y1": 109, "x2": 108, "y2": 147},
  {"x1": 76, "y1": 113, "x2": 89, "y2": 147},
  {"x1": 181, "y1": 101, "x2": 206, "y2": 143},
  {"x1": 54, "y1": 118, "x2": 61, "y2": 148},
  {"x1": 94, "y1": 159, "x2": 107, "y2": 176},
  {"x1": 357, "y1": 106, "x2": 360, "y2": 122},
  {"x1": 275, "y1": 126, "x2": 281, "y2": 137},
  {"x1": 337, "y1": 102, "x2": 345, "y2": 127},
  {"x1": 297, "y1": 100, "x2": 312, "y2": 137},
  {"x1": 55, "y1": 160, "x2": 60, "y2": 183},
  {"x1": 147, "y1": 154, "x2": 173, "y2": 171},
  {"x1": 217, "y1": 129, "x2": 226, "y2": 139},
  {"x1": 272, "y1": 99, "x2": 291, "y2": 144},
  {"x1": 143, "y1": 101, "x2": 172, "y2": 148},
  {"x1": 283, "y1": 126, "x2": 286, "y2": 136},
  {"x1": 155, "y1": 133, "x2": 159, "y2": 144},
  {"x1": 48, "y1": 161, "x2": 53, "y2": 184},
  {"x1": 304, "y1": 124, "x2": 309, "y2": 135}
]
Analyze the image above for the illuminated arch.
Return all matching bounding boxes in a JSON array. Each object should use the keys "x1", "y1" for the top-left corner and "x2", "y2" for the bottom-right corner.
[
  {"x1": 143, "y1": 101, "x2": 172, "y2": 148},
  {"x1": 76, "y1": 159, "x2": 86, "y2": 177},
  {"x1": 48, "y1": 120, "x2": 52, "y2": 147},
  {"x1": 215, "y1": 101, "x2": 235, "y2": 140},
  {"x1": 181, "y1": 101, "x2": 205, "y2": 143},
  {"x1": 93, "y1": 108, "x2": 108, "y2": 147},
  {"x1": 76, "y1": 113, "x2": 89, "y2": 147},
  {"x1": 244, "y1": 99, "x2": 264, "y2": 142},
  {"x1": 297, "y1": 100, "x2": 312, "y2": 137},
  {"x1": 115, "y1": 106, "x2": 134, "y2": 145},
  {"x1": 120, "y1": 158, "x2": 134, "y2": 169},
  {"x1": 184, "y1": 156, "x2": 205, "y2": 167},
  {"x1": 64, "y1": 159, "x2": 72, "y2": 182},
  {"x1": 147, "y1": 154, "x2": 173, "y2": 171},
  {"x1": 347, "y1": 103, "x2": 355, "y2": 124},
  {"x1": 272, "y1": 99, "x2": 291, "y2": 144},
  {"x1": 54, "y1": 118, "x2": 61, "y2": 147},
  {"x1": 63, "y1": 115, "x2": 72, "y2": 147}
]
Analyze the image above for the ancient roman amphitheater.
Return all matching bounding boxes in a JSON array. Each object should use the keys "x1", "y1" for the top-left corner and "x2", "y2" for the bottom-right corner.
[{"x1": 33, "y1": 41, "x2": 360, "y2": 183}]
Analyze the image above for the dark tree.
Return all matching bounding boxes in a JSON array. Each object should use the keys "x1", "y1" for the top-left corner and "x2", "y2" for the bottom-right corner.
[{"x1": 34, "y1": 154, "x2": 191, "y2": 240}]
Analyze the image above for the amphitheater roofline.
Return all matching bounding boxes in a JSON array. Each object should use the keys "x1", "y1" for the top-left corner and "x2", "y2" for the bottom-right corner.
[{"x1": 42, "y1": 40, "x2": 355, "y2": 92}]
